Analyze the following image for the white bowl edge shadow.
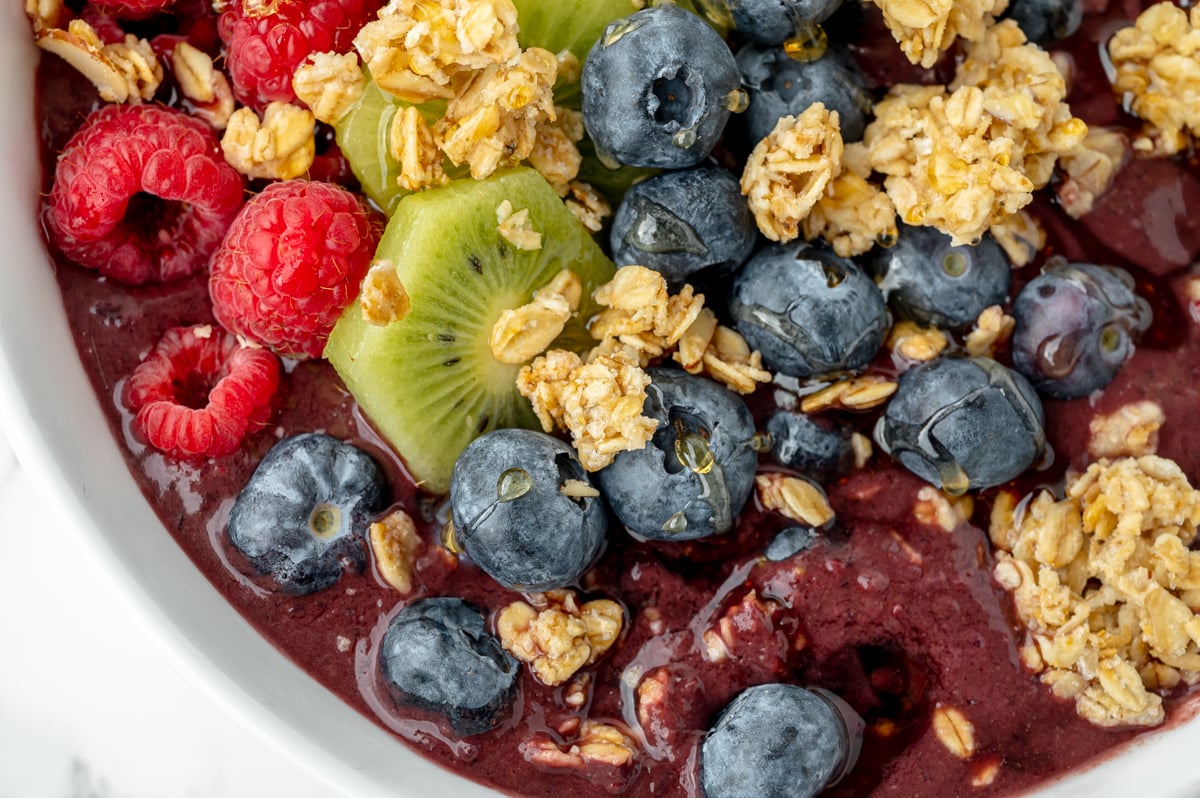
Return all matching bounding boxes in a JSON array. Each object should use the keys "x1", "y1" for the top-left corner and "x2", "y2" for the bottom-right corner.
[{"x1": 2, "y1": 7, "x2": 1200, "y2": 798}]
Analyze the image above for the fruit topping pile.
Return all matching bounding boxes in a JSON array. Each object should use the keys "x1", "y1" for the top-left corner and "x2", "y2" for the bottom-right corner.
[{"x1": 28, "y1": 0, "x2": 1200, "y2": 794}]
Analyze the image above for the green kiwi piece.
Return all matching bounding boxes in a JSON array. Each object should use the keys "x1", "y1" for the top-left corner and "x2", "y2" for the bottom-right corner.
[
  {"x1": 334, "y1": 73, "x2": 457, "y2": 215},
  {"x1": 325, "y1": 168, "x2": 615, "y2": 494}
]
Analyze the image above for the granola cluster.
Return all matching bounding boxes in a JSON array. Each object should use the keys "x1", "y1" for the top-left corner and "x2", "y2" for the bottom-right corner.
[
  {"x1": 490, "y1": 268, "x2": 579, "y2": 364},
  {"x1": 870, "y1": 0, "x2": 1008, "y2": 68},
  {"x1": 221, "y1": 101, "x2": 316, "y2": 180},
  {"x1": 992, "y1": 457, "x2": 1200, "y2": 727},
  {"x1": 516, "y1": 266, "x2": 771, "y2": 470},
  {"x1": 755, "y1": 473, "x2": 835, "y2": 527},
  {"x1": 36, "y1": 19, "x2": 162, "y2": 104},
  {"x1": 1108, "y1": 2, "x2": 1200, "y2": 156},
  {"x1": 741, "y1": 103, "x2": 844, "y2": 244},
  {"x1": 292, "y1": 52, "x2": 367, "y2": 126},
  {"x1": 496, "y1": 590, "x2": 623, "y2": 686},
  {"x1": 368, "y1": 509, "x2": 424, "y2": 593},
  {"x1": 1055, "y1": 128, "x2": 1131, "y2": 219},
  {"x1": 863, "y1": 20, "x2": 1086, "y2": 245}
]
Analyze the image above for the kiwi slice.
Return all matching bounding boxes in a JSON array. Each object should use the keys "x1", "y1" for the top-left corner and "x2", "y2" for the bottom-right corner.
[{"x1": 325, "y1": 168, "x2": 615, "y2": 494}]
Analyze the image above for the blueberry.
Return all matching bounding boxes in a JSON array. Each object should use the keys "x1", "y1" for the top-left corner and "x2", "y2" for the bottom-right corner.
[
  {"x1": 610, "y1": 165, "x2": 756, "y2": 287},
  {"x1": 878, "y1": 357, "x2": 1045, "y2": 493},
  {"x1": 1002, "y1": 0, "x2": 1082, "y2": 44},
  {"x1": 596, "y1": 368, "x2": 757, "y2": 541},
  {"x1": 582, "y1": 4, "x2": 741, "y2": 169},
  {"x1": 379, "y1": 598, "x2": 519, "y2": 737},
  {"x1": 867, "y1": 224, "x2": 1011, "y2": 331},
  {"x1": 695, "y1": 0, "x2": 844, "y2": 45},
  {"x1": 1012, "y1": 262, "x2": 1152, "y2": 399},
  {"x1": 734, "y1": 43, "x2": 871, "y2": 145},
  {"x1": 764, "y1": 525, "x2": 819, "y2": 561},
  {"x1": 766, "y1": 410, "x2": 854, "y2": 481},
  {"x1": 228, "y1": 433, "x2": 388, "y2": 595},
  {"x1": 730, "y1": 242, "x2": 889, "y2": 379},
  {"x1": 701, "y1": 684, "x2": 862, "y2": 798},
  {"x1": 450, "y1": 429, "x2": 607, "y2": 591}
]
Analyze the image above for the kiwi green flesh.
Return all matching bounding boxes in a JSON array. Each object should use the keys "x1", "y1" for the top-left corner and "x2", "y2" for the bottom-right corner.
[
  {"x1": 334, "y1": 72, "x2": 459, "y2": 215},
  {"x1": 325, "y1": 168, "x2": 616, "y2": 494}
]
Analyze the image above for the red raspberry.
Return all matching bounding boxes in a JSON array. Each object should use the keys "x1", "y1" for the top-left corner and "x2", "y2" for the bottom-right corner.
[
  {"x1": 218, "y1": 0, "x2": 377, "y2": 109},
  {"x1": 47, "y1": 105, "x2": 244, "y2": 285},
  {"x1": 125, "y1": 325, "x2": 281, "y2": 459},
  {"x1": 209, "y1": 180, "x2": 381, "y2": 360}
]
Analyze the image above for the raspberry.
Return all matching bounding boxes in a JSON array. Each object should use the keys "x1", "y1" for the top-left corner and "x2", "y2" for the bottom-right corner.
[
  {"x1": 218, "y1": 0, "x2": 377, "y2": 109},
  {"x1": 47, "y1": 105, "x2": 244, "y2": 285},
  {"x1": 210, "y1": 180, "x2": 381, "y2": 359},
  {"x1": 125, "y1": 325, "x2": 281, "y2": 459}
]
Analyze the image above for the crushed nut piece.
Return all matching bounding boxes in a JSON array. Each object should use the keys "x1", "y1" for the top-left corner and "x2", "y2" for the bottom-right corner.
[
  {"x1": 497, "y1": 591, "x2": 623, "y2": 686},
  {"x1": 564, "y1": 181, "x2": 612, "y2": 232},
  {"x1": 26, "y1": 0, "x2": 65, "y2": 31},
  {"x1": 888, "y1": 320, "x2": 949, "y2": 363},
  {"x1": 435, "y1": 47, "x2": 558, "y2": 179},
  {"x1": 37, "y1": 20, "x2": 162, "y2": 104},
  {"x1": 742, "y1": 103, "x2": 844, "y2": 243},
  {"x1": 870, "y1": 0, "x2": 1006, "y2": 69},
  {"x1": 988, "y1": 209, "x2": 1045, "y2": 267},
  {"x1": 354, "y1": 0, "x2": 520, "y2": 102},
  {"x1": 802, "y1": 170, "x2": 898, "y2": 258},
  {"x1": 496, "y1": 199, "x2": 543, "y2": 251},
  {"x1": 527, "y1": 107, "x2": 584, "y2": 196},
  {"x1": 932, "y1": 704, "x2": 976, "y2": 759},
  {"x1": 800, "y1": 375, "x2": 898, "y2": 413},
  {"x1": 523, "y1": 721, "x2": 638, "y2": 772},
  {"x1": 222, "y1": 101, "x2": 315, "y2": 180},
  {"x1": 292, "y1": 51, "x2": 366, "y2": 125},
  {"x1": 368, "y1": 510, "x2": 424, "y2": 594},
  {"x1": 389, "y1": 105, "x2": 447, "y2": 192},
  {"x1": 1056, "y1": 127, "x2": 1131, "y2": 219},
  {"x1": 914, "y1": 485, "x2": 974, "y2": 531},
  {"x1": 756, "y1": 473, "x2": 835, "y2": 527},
  {"x1": 360, "y1": 260, "x2": 412, "y2": 326},
  {"x1": 993, "y1": 456, "x2": 1200, "y2": 727},
  {"x1": 1088, "y1": 401, "x2": 1165, "y2": 460},
  {"x1": 864, "y1": 21, "x2": 1086, "y2": 244},
  {"x1": 1108, "y1": 3, "x2": 1200, "y2": 156},
  {"x1": 964, "y1": 305, "x2": 1015, "y2": 358}
]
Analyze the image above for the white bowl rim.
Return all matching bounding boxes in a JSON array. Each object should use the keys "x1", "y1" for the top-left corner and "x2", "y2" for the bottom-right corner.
[{"x1": 4, "y1": 6, "x2": 1200, "y2": 798}]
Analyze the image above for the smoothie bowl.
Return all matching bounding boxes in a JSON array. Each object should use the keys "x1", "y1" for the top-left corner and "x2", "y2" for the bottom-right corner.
[{"x1": 7, "y1": 0, "x2": 1200, "y2": 796}]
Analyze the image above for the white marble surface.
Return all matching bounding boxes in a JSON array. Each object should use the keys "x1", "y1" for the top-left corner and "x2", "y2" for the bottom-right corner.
[{"x1": 0, "y1": 427, "x2": 341, "y2": 798}]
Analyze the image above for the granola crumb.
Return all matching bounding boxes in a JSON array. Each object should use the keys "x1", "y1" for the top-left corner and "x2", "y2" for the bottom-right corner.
[
  {"x1": 490, "y1": 283, "x2": 571, "y2": 364},
  {"x1": 37, "y1": 20, "x2": 162, "y2": 104},
  {"x1": 988, "y1": 209, "x2": 1045, "y2": 268},
  {"x1": 497, "y1": 591, "x2": 623, "y2": 686},
  {"x1": 496, "y1": 199, "x2": 543, "y2": 251},
  {"x1": 914, "y1": 485, "x2": 974, "y2": 532},
  {"x1": 564, "y1": 181, "x2": 612, "y2": 233},
  {"x1": 742, "y1": 103, "x2": 844, "y2": 243},
  {"x1": 292, "y1": 51, "x2": 367, "y2": 126},
  {"x1": 888, "y1": 320, "x2": 950, "y2": 363},
  {"x1": 1107, "y1": 3, "x2": 1200, "y2": 157},
  {"x1": 800, "y1": 375, "x2": 897, "y2": 413},
  {"x1": 360, "y1": 260, "x2": 412, "y2": 327},
  {"x1": 932, "y1": 704, "x2": 976, "y2": 759},
  {"x1": 368, "y1": 510, "x2": 424, "y2": 594},
  {"x1": 26, "y1": 0, "x2": 65, "y2": 31},
  {"x1": 992, "y1": 456, "x2": 1200, "y2": 727},
  {"x1": 964, "y1": 305, "x2": 1015, "y2": 358},
  {"x1": 851, "y1": 432, "x2": 874, "y2": 468},
  {"x1": 756, "y1": 472, "x2": 835, "y2": 527},
  {"x1": 1055, "y1": 127, "x2": 1131, "y2": 218},
  {"x1": 1088, "y1": 400, "x2": 1165, "y2": 460},
  {"x1": 527, "y1": 108, "x2": 585, "y2": 197},
  {"x1": 522, "y1": 721, "x2": 639, "y2": 772},
  {"x1": 221, "y1": 101, "x2": 316, "y2": 181},
  {"x1": 389, "y1": 106, "x2": 448, "y2": 192},
  {"x1": 353, "y1": 0, "x2": 520, "y2": 103}
]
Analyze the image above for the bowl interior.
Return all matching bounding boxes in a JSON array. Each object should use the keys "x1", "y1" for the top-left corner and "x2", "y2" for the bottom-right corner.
[{"x1": 2, "y1": 7, "x2": 1200, "y2": 798}]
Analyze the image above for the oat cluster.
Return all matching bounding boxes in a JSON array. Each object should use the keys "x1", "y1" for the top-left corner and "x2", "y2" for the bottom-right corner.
[
  {"x1": 1087, "y1": 401, "x2": 1165, "y2": 461},
  {"x1": 870, "y1": 0, "x2": 1007, "y2": 68},
  {"x1": 221, "y1": 101, "x2": 316, "y2": 180},
  {"x1": 359, "y1": 260, "x2": 412, "y2": 327},
  {"x1": 292, "y1": 52, "x2": 367, "y2": 125},
  {"x1": 1055, "y1": 128, "x2": 1130, "y2": 219},
  {"x1": 368, "y1": 510, "x2": 424, "y2": 593},
  {"x1": 36, "y1": 19, "x2": 162, "y2": 104},
  {"x1": 863, "y1": 20, "x2": 1086, "y2": 245},
  {"x1": 741, "y1": 103, "x2": 845, "y2": 244},
  {"x1": 802, "y1": 170, "x2": 898, "y2": 259},
  {"x1": 992, "y1": 457, "x2": 1200, "y2": 727},
  {"x1": 1108, "y1": 2, "x2": 1200, "y2": 156},
  {"x1": 390, "y1": 106, "x2": 448, "y2": 191},
  {"x1": 496, "y1": 590, "x2": 623, "y2": 686},
  {"x1": 963, "y1": 304, "x2": 1015, "y2": 358},
  {"x1": 755, "y1": 473, "x2": 835, "y2": 527},
  {"x1": 523, "y1": 721, "x2": 639, "y2": 771},
  {"x1": 489, "y1": 268, "x2": 579, "y2": 364},
  {"x1": 516, "y1": 266, "x2": 770, "y2": 471}
]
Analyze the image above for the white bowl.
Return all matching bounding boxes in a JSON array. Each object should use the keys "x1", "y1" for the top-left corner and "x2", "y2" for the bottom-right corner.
[{"x1": 2, "y1": 7, "x2": 1200, "y2": 798}]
